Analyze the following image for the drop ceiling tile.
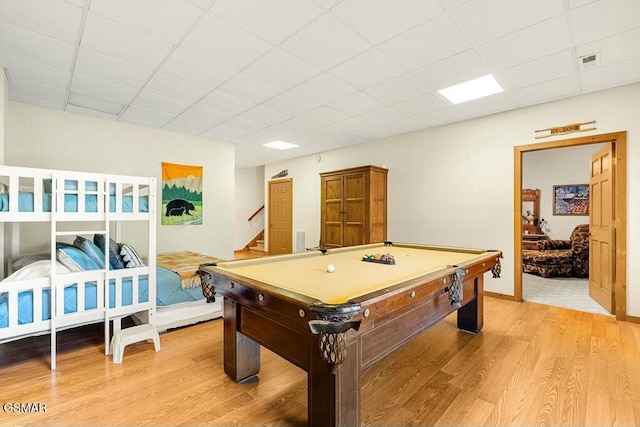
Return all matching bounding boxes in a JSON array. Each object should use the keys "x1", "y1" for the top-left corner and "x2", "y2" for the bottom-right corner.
[
  {"x1": 0, "y1": 52, "x2": 70, "y2": 89},
  {"x1": 243, "y1": 48, "x2": 321, "y2": 89},
  {"x1": 118, "y1": 105, "x2": 175, "y2": 128},
  {"x1": 132, "y1": 91, "x2": 190, "y2": 114},
  {"x1": 332, "y1": 0, "x2": 443, "y2": 45},
  {"x1": 455, "y1": 92, "x2": 516, "y2": 118},
  {"x1": 181, "y1": 104, "x2": 233, "y2": 126},
  {"x1": 510, "y1": 74, "x2": 581, "y2": 106},
  {"x1": 71, "y1": 73, "x2": 137, "y2": 104},
  {"x1": 185, "y1": 0, "x2": 214, "y2": 9},
  {"x1": 240, "y1": 106, "x2": 289, "y2": 126},
  {"x1": 580, "y1": 56, "x2": 640, "y2": 93},
  {"x1": 375, "y1": 117, "x2": 426, "y2": 134},
  {"x1": 145, "y1": 72, "x2": 211, "y2": 104},
  {"x1": 212, "y1": 0, "x2": 323, "y2": 44},
  {"x1": 0, "y1": 22, "x2": 75, "y2": 70},
  {"x1": 571, "y1": 0, "x2": 640, "y2": 45},
  {"x1": 8, "y1": 78, "x2": 66, "y2": 106},
  {"x1": 63, "y1": 0, "x2": 88, "y2": 7},
  {"x1": 237, "y1": 127, "x2": 296, "y2": 145},
  {"x1": 280, "y1": 14, "x2": 371, "y2": 70},
  {"x1": 90, "y1": 0, "x2": 202, "y2": 44},
  {"x1": 66, "y1": 104, "x2": 119, "y2": 120},
  {"x1": 198, "y1": 90, "x2": 255, "y2": 115},
  {"x1": 576, "y1": 27, "x2": 640, "y2": 66},
  {"x1": 450, "y1": 0, "x2": 564, "y2": 45},
  {"x1": 365, "y1": 73, "x2": 430, "y2": 105},
  {"x1": 267, "y1": 117, "x2": 318, "y2": 134},
  {"x1": 0, "y1": 0, "x2": 82, "y2": 43},
  {"x1": 412, "y1": 49, "x2": 491, "y2": 92},
  {"x1": 74, "y1": 48, "x2": 153, "y2": 88},
  {"x1": 261, "y1": 92, "x2": 319, "y2": 116},
  {"x1": 329, "y1": 48, "x2": 405, "y2": 89},
  {"x1": 440, "y1": 0, "x2": 468, "y2": 8},
  {"x1": 160, "y1": 48, "x2": 235, "y2": 89},
  {"x1": 81, "y1": 13, "x2": 172, "y2": 69},
  {"x1": 291, "y1": 73, "x2": 359, "y2": 105},
  {"x1": 412, "y1": 107, "x2": 467, "y2": 127},
  {"x1": 498, "y1": 49, "x2": 575, "y2": 90},
  {"x1": 479, "y1": 15, "x2": 572, "y2": 71},
  {"x1": 392, "y1": 93, "x2": 450, "y2": 116},
  {"x1": 216, "y1": 73, "x2": 283, "y2": 104},
  {"x1": 299, "y1": 106, "x2": 348, "y2": 125},
  {"x1": 163, "y1": 114, "x2": 216, "y2": 135},
  {"x1": 380, "y1": 14, "x2": 472, "y2": 71},
  {"x1": 200, "y1": 125, "x2": 249, "y2": 141},
  {"x1": 221, "y1": 116, "x2": 267, "y2": 133},
  {"x1": 9, "y1": 91, "x2": 65, "y2": 110},
  {"x1": 355, "y1": 107, "x2": 407, "y2": 125},
  {"x1": 326, "y1": 118, "x2": 370, "y2": 133},
  {"x1": 327, "y1": 91, "x2": 384, "y2": 116},
  {"x1": 180, "y1": 13, "x2": 272, "y2": 71},
  {"x1": 313, "y1": 0, "x2": 342, "y2": 9}
]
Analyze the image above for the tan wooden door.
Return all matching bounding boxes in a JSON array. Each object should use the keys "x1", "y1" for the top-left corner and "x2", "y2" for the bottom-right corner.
[
  {"x1": 589, "y1": 143, "x2": 615, "y2": 313},
  {"x1": 268, "y1": 179, "x2": 292, "y2": 255}
]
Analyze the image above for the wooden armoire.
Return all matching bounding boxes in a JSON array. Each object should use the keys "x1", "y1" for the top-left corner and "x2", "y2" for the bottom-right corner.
[{"x1": 320, "y1": 165, "x2": 388, "y2": 248}]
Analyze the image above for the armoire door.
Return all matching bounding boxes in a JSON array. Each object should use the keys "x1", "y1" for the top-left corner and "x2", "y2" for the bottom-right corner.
[
  {"x1": 342, "y1": 172, "x2": 366, "y2": 246},
  {"x1": 321, "y1": 175, "x2": 344, "y2": 248}
]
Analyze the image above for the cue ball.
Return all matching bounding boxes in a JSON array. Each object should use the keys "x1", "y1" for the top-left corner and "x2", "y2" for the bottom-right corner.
[{"x1": 327, "y1": 264, "x2": 335, "y2": 273}]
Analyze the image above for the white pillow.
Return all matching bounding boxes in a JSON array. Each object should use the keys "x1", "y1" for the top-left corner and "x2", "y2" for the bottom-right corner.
[
  {"x1": 119, "y1": 243, "x2": 145, "y2": 268},
  {"x1": 2, "y1": 260, "x2": 71, "y2": 282}
]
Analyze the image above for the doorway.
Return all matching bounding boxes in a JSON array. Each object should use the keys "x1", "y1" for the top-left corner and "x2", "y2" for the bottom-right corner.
[
  {"x1": 268, "y1": 179, "x2": 293, "y2": 255},
  {"x1": 514, "y1": 132, "x2": 627, "y2": 321}
]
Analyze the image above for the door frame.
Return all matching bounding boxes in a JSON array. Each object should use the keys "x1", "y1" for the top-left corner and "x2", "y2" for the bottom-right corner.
[
  {"x1": 513, "y1": 131, "x2": 627, "y2": 320},
  {"x1": 268, "y1": 178, "x2": 293, "y2": 255}
]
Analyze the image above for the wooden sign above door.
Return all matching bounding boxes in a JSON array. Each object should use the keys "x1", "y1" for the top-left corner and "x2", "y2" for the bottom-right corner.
[{"x1": 534, "y1": 120, "x2": 596, "y2": 139}]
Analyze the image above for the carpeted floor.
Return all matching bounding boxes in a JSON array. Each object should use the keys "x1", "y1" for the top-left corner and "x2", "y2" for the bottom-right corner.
[{"x1": 522, "y1": 273, "x2": 611, "y2": 315}]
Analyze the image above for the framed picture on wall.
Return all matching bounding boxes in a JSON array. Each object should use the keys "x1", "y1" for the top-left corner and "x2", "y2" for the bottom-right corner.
[{"x1": 553, "y1": 184, "x2": 589, "y2": 215}]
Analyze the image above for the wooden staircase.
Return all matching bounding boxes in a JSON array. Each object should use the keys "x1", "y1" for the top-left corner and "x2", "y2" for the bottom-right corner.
[{"x1": 247, "y1": 230, "x2": 266, "y2": 254}]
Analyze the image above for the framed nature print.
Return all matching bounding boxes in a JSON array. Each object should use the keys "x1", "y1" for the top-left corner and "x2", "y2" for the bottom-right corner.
[{"x1": 553, "y1": 184, "x2": 589, "y2": 215}]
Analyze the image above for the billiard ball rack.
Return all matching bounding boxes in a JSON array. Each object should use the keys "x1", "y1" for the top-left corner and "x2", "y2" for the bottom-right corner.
[{"x1": 361, "y1": 254, "x2": 396, "y2": 265}]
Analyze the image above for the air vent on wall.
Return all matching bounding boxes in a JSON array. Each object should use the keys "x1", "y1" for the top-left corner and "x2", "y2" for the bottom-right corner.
[
  {"x1": 578, "y1": 52, "x2": 600, "y2": 71},
  {"x1": 295, "y1": 230, "x2": 306, "y2": 253}
]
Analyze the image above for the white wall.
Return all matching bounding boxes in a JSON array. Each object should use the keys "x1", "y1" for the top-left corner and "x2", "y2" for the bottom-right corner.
[
  {"x1": 0, "y1": 69, "x2": 6, "y2": 164},
  {"x1": 263, "y1": 82, "x2": 640, "y2": 316},
  {"x1": 523, "y1": 144, "x2": 604, "y2": 240},
  {"x1": 5, "y1": 101, "x2": 235, "y2": 260},
  {"x1": 235, "y1": 166, "x2": 265, "y2": 250}
]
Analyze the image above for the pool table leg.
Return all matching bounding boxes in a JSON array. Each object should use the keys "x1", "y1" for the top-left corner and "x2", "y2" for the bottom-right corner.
[
  {"x1": 457, "y1": 276, "x2": 484, "y2": 333},
  {"x1": 223, "y1": 299, "x2": 260, "y2": 382},
  {"x1": 308, "y1": 337, "x2": 361, "y2": 427}
]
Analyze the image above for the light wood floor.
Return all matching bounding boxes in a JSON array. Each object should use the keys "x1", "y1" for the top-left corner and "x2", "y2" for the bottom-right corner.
[{"x1": 2, "y1": 298, "x2": 640, "y2": 426}]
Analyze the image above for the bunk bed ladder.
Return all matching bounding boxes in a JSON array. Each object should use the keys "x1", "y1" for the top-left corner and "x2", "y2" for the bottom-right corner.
[{"x1": 49, "y1": 175, "x2": 109, "y2": 370}]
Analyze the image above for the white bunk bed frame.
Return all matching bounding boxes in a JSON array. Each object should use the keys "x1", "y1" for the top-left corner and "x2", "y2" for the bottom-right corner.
[{"x1": 0, "y1": 165, "x2": 157, "y2": 370}]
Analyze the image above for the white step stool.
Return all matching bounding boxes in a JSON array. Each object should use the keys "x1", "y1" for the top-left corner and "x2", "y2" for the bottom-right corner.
[{"x1": 110, "y1": 324, "x2": 160, "y2": 364}]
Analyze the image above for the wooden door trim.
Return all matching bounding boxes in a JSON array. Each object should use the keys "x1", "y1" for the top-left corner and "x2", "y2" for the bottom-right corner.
[
  {"x1": 513, "y1": 131, "x2": 627, "y2": 320},
  {"x1": 268, "y1": 178, "x2": 293, "y2": 255}
]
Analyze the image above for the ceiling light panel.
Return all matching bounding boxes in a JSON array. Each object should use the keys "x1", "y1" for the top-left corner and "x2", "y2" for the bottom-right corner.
[
  {"x1": 438, "y1": 74, "x2": 504, "y2": 104},
  {"x1": 263, "y1": 140, "x2": 299, "y2": 150}
]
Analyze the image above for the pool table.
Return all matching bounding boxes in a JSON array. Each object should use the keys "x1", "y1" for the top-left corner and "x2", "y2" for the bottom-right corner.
[{"x1": 198, "y1": 242, "x2": 502, "y2": 427}]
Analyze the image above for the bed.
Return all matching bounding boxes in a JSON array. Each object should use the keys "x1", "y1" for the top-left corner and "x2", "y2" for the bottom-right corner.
[
  {"x1": 0, "y1": 165, "x2": 157, "y2": 370},
  {"x1": 133, "y1": 251, "x2": 224, "y2": 332}
]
